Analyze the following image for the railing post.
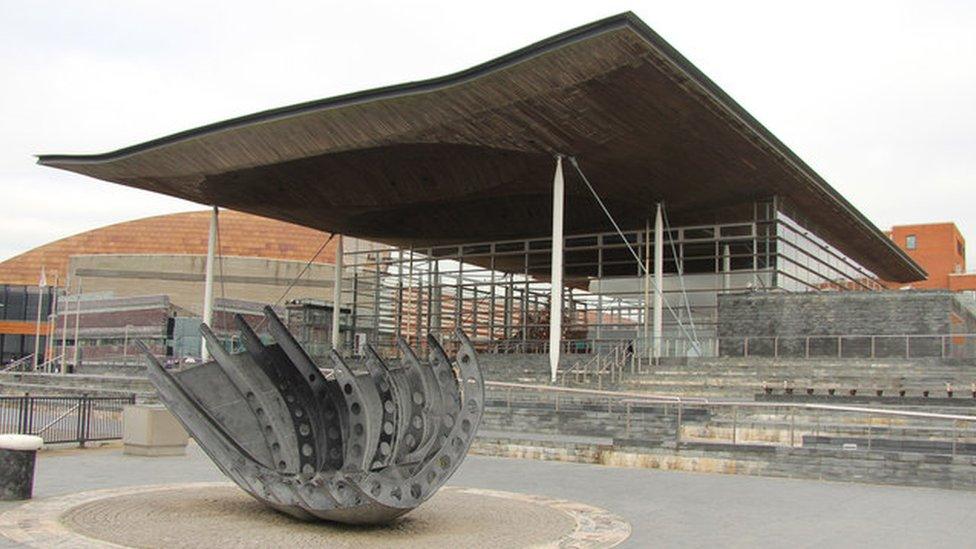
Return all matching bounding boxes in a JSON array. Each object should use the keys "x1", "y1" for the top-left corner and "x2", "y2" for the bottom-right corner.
[
  {"x1": 837, "y1": 336, "x2": 842, "y2": 358},
  {"x1": 773, "y1": 337, "x2": 779, "y2": 359},
  {"x1": 18, "y1": 395, "x2": 29, "y2": 434},
  {"x1": 675, "y1": 402, "x2": 683, "y2": 448},
  {"x1": 744, "y1": 337, "x2": 749, "y2": 358},
  {"x1": 732, "y1": 405, "x2": 738, "y2": 446},
  {"x1": 870, "y1": 336, "x2": 876, "y2": 359},
  {"x1": 25, "y1": 395, "x2": 34, "y2": 434},
  {"x1": 805, "y1": 337, "x2": 810, "y2": 359},
  {"x1": 952, "y1": 421, "x2": 958, "y2": 457},
  {"x1": 625, "y1": 403, "x2": 632, "y2": 437},
  {"x1": 789, "y1": 407, "x2": 795, "y2": 447},
  {"x1": 905, "y1": 336, "x2": 910, "y2": 359}
]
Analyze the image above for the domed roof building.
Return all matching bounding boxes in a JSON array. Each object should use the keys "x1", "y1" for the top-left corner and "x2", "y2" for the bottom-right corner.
[
  {"x1": 0, "y1": 210, "x2": 360, "y2": 365},
  {"x1": 0, "y1": 209, "x2": 337, "y2": 287}
]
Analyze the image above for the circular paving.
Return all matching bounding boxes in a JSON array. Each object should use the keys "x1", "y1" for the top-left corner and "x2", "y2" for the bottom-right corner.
[{"x1": 0, "y1": 482, "x2": 630, "y2": 548}]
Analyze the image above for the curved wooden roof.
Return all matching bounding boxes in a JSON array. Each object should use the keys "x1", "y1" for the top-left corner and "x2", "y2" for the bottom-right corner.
[
  {"x1": 37, "y1": 12, "x2": 923, "y2": 282},
  {"x1": 0, "y1": 210, "x2": 335, "y2": 286}
]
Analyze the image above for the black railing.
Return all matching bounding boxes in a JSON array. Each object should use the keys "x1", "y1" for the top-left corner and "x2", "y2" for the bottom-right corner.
[{"x1": 0, "y1": 394, "x2": 134, "y2": 445}]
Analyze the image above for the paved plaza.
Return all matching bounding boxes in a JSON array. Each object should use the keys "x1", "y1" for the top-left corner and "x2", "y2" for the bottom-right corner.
[{"x1": 0, "y1": 442, "x2": 974, "y2": 547}]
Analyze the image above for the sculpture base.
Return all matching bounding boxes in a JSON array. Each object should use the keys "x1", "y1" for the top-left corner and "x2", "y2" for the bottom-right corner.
[{"x1": 0, "y1": 483, "x2": 630, "y2": 548}]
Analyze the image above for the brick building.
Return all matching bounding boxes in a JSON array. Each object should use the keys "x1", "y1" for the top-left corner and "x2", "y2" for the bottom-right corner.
[
  {"x1": 0, "y1": 210, "x2": 346, "y2": 364},
  {"x1": 886, "y1": 223, "x2": 976, "y2": 292}
]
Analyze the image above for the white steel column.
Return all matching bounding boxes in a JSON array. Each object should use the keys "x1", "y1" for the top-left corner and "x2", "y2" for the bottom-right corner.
[
  {"x1": 201, "y1": 206, "x2": 218, "y2": 361},
  {"x1": 723, "y1": 244, "x2": 731, "y2": 293},
  {"x1": 653, "y1": 202, "x2": 664, "y2": 359},
  {"x1": 60, "y1": 273, "x2": 71, "y2": 373},
  {"x1": 548, "y1": 157, "x2": 565, "y2": 383},
  {"x1": 72, "y1": 279, "x2": 82, "y2": 372},
  {"x1": 32, "y1": 271, "x2": 45, "y2": 370},
  {"x1": 331, "y1": 234, "x2": 344, "y2": 353},
  {"x1": 643, "y1": 216, "x2": 651, "y2": 364}
]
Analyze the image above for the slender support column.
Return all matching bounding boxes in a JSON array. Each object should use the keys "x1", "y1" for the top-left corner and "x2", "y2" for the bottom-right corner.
[
  {"x1": 503, "y1": 274, "x2": 513, "y2": 341},
  {"x1": 548, "y1": 157, "x2": 565, "y2": 383},
  {"x1": 332, "y1": 234, "x2": 344, "y2": 353},
  {"x1": 32, "y1": 280, "x2": 44, "y2": 370},
  {"x1": 723, "y1": 244, "x2": 731, "y2": 293},
  {"x1": 201, "y1": 206, "x2": 218, "y2": 361},
  {"x1": 431, "y1": 261, "x2": 442, "y2": 337},
  {"x1": 60, "y1": 274, "x2": 70, "y2": 373},
  {"x1": 653, "y1": 202, "x2": 664, "y2": 359},
  {"x1": 72, "y1": 279, "x2": 82, "y2": 372},
  {"x1": 643, "y1": 217, "x2": 651, "y2": 364}
]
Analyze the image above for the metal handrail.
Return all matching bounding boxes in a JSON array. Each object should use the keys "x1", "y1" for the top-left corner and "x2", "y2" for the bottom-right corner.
[
  {"x1": 36, "y1": 354, "x2": 64, "y2": 373},
  {"x1": 1, "y1": 354, "x2": 34, "y2": 372},
  {"x1": 485, "y1": 380, "x2": 976, "y2": 423}
]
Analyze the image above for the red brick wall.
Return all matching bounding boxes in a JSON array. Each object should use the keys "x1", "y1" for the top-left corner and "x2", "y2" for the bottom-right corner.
[{"x1": 885, "y1": 223, "x2": 966, "y2": 289}]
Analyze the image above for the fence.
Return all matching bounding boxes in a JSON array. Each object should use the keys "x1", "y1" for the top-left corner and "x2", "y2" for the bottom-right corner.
[
  {"x1": 0, "y1": 395, "x2": 134, "y2": 445},
  {"x1": 479, "y1": 333, "x2": 976, "y2": 361}
]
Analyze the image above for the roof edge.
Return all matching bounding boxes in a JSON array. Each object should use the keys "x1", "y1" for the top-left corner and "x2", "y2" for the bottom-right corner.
[{"x1": 35, "y1": 11, "x2": 925, "y2": 282}]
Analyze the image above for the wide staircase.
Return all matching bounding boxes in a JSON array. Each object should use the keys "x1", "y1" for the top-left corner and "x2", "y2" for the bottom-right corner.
[{"x1": 573, "y1": 356, "x2": 976, "y2": 400}]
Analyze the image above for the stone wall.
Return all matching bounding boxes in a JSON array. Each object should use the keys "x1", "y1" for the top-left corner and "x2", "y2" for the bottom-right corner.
[{"x1": 717, "y1": 291, "x2": 976, "y2": 357}]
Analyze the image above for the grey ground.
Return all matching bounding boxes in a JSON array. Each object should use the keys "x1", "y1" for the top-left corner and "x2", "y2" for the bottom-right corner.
[{"x1": 3, "y1": 442, "x2": 975, "y2": 548}]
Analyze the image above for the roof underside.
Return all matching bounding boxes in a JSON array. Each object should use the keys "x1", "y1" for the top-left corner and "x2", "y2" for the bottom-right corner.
[{"x1": 37, "y1": 12, "x2": 924, "y2": 282}]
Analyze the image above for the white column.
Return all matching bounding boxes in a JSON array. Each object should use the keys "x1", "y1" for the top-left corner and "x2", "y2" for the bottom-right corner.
[
  {"x1": 72, "y1": 279, "x2": 82, "y2": 372},
  {"x1": 723, "y1": 244, "x2": 731, "y2": 293},
  {"x1": 201, "y1": 206, "x2": 218, "y2": 361},
  {"x1": 60, "y1": 273, "x2": 71, "y2": 373},
  {"x1": 32, "y1": 287, "x2": 44, "y2": 370},
  {"x1": 331, "y1": 234, "x2": 344, "y2": 352},
  {"x1": 653, "y1": 202, "x2": 664, "y2": 359},
  {"x1": 643, "y1": 216, "x2": 651, "y2": 364},
  {"x1": 548, "y1": 157, "x2": 565, "y2": 383}
]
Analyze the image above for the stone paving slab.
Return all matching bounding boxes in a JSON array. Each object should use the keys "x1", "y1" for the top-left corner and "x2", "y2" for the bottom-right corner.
[
  {"x1": 1, "y1": 483, "x2": 630, "y2": 548},
  {"x1": 1, "y1": 441, "x2": 975, "y2": 548}
]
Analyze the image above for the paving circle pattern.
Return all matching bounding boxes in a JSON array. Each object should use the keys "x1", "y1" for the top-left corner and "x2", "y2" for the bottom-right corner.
[{"x1": 0, "y1": 482, "x2": 630, "y2": 548}]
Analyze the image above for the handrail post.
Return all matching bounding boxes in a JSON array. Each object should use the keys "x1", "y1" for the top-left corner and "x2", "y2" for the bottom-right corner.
[
  {"x1": 675, "y1": 402, "x2": 683, "y2": 448},
  {"x1": 789, "y1": 407, "x2": 795, "y2": 447},
  {"x1": 905, "y1": 335, "x2": 909, "y2": 359},
  {"x1": 805, "y1": 337, "x2": 810, "y2": 359},
  {"x1": 26, "y1": 396, "x2": 34, "y2": 434},
  {"x1": 732, "y1": 405, "x2": 738, "y2": 445},
  {"x1": 952, "y1": 420, "x2": 958, "y2": 457},
  {"x1": 773, "y1": 337, "x2": 779, "y2": 359},
  {"x1": 18, "y1": 395, "x2": 28, "y2": 434},
  {"x1": 870, "y1": 336, "x2": 875, "y2": 359}
]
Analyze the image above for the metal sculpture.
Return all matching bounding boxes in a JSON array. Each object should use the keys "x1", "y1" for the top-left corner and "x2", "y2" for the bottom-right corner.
[{"x1": 138, "y1": 306, "x2": 484, "y2": 524}]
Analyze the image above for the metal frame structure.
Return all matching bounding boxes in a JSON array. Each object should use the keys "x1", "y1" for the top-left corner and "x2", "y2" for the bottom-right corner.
[{"x1": 339, "y1": 197, "x2": 885, "y2": 362}]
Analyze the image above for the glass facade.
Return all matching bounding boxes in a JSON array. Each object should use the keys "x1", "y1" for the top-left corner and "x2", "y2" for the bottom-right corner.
[
  {"x1": 0, "y1": 284, "x2": 57, "y2": 364},
  {"x1": 338, "y1": 197, "x2": 886, "y2": 358}
]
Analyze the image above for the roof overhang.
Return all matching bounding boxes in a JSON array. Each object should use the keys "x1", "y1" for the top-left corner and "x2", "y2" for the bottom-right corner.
[{"x1": 37, "y1": 12, "x2": 925, "y2": 283}]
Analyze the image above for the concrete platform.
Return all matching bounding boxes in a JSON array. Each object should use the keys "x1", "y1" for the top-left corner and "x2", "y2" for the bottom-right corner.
[
  {"x1": 0, "y1": 442, "x2": 975, "y2": 548},
  {"x1": 0, "y1": 483, "x2": 628, "y2": 548}
]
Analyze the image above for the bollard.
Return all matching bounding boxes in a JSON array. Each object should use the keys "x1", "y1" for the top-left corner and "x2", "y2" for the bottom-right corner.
[{"x1": 0, "y1": 434, "x2": 43, "y2": 500}]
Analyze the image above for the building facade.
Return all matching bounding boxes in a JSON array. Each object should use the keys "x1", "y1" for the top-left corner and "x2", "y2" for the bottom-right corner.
[
  {"x1": 0, "y1": 210, "x2": 343, "y2": 364},
  {"x1": 886, "y1": 222, "x2": 976, "y2": 292}
]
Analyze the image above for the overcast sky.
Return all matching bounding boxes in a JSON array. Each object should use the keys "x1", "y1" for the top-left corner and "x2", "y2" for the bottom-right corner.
[{"x1": 1, "y1": 1, "x2": 974, "y2": 265}]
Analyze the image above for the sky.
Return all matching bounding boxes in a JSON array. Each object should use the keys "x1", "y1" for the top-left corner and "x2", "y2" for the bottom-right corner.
[{"x1": 0, "y1": 0, "x2": 974, "y2": 265}]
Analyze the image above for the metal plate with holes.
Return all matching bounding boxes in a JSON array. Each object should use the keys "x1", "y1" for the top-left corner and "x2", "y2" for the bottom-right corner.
[{"x1": 139, "y1": 307, "x2": 484, "y2": 525}]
